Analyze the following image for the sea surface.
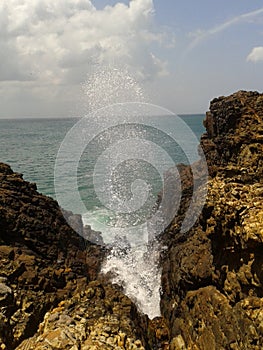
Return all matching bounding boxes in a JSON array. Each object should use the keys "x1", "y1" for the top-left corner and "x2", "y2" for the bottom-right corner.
[
  {"x1": 0, "y1": 115, "x2": 205, "y2": 231},
  {"x1": 0, "y1": 115, "x2": 205, "y2": 201}
]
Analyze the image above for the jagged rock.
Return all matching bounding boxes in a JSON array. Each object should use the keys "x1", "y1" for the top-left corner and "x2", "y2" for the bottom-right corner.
[
  {"x1": 202, "y1": 90, "x2": 263, "y2": 180},
  {"x1": 170, "y1": 287, "x2": 263, "y2": 350},
  {"x1": 161, "y1": 91, "x2": 263, "y2": 349},
  {"x1": 0, "y1": 163, "x2": 166, "y2": 350},
  {"x1": 0, "y1": 164, "x2": 105, "y2": 349},
  {"x1": 83, "y1": 224, "x2": 104, "y2": 246},
  {"x1": 15, "y1": 281, "x2": 149, "y2": 350}
]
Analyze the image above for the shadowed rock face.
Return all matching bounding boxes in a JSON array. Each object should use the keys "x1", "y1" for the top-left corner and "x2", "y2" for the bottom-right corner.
[
  {"x1": 161, "y1": 91, "x2": 263, "y2": 349},
  {"x1": 202, "y1": 90, "x2": 263, "y2": 180},
  {"x1": 15, "y1": 281, "x2": 150, "y2": 350},
  {"x1": 1, "y1": 90, "x2": 263, "y2": 350},
  {"x1": 0, "y1": 163, "x2": 105, "y2": 349}
]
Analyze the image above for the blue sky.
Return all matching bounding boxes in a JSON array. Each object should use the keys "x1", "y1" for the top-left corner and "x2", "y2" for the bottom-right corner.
[
  {"x1": 149, "y1": 0, "x2": 263, "y2": 112},
  {"x1": 0, "y1": 0, "x2": 263, "y2": 117}
]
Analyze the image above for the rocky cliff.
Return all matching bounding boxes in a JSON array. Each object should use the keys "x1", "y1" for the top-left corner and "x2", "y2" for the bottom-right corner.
[
  {"x1": 0, "y1": 90, "x2": 262, "y2": 350},
  {"x1": 161, "y1": 91, "x2": 263, "y2": 349}
]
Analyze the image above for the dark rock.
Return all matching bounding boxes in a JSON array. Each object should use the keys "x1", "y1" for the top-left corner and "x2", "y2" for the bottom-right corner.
[
  {"x1": 161, "y1": 91, "x2": 263, "y2": 349},
  {"x1": 170, "y1": 287, "x2": 263, "y2": 350},
  {"x1": 201, "y1": 90, "x2": 263, "y2": 180},
  {"x1": 0, "y1": 165, "x2": 105, "y2": 349},
  {"x1": 0, "y1": 164, "x2": 163, "y2": 350},
  {"x1": 83, "y1": 224, "x2": 104, "y2": 245}
]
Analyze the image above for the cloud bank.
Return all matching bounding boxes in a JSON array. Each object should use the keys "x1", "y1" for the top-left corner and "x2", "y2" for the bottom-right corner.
[
  {"x1": 247, "y1": 47, "x2": 263, "y2": 62},
  {"x1": 1, "y1": 0, "x2": 167, "y2": 83}
]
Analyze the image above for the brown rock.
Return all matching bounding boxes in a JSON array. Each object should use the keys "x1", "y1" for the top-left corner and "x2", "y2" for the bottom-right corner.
[
  {"x1": 2, "y1": 90, "x2": 263, "y2": 350},
  {"x1": 161, "y1": 91, "x2": 263, "y2": 349},
  {"x1": 0, "y1": 164, "x2": 105, "y2": 349},
  {"x1": 15, "y1": 281, "x2": 149, "y2": 350}
]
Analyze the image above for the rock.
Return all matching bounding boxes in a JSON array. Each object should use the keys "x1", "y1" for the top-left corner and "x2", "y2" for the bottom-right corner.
[
  {"x1": 0, "y1": 163, "x2": 163, "y2": 350},
  {"x1": 201, "y1": 90, "x2": 263, "y2": 180},
  {"x1": 0, "y1": 164, "x2": 105, "y2": 349},
  {"x1": 171, "y1": 286, "x2": 263, "y2": 350},
  {"x1": 161, "y1": 91, "x2": 263, "y2": 349},
  {"x1": 83, "y1": 225, "x2": 104, "y2": 246},
  {"x1": 15, "y1": 281, "x2": 149, "y2": 350},
  {"x1": 0, "y1": 283, "x2": 12, "y2": 303},
  {"x1": 61, "y1": 209, "x2": 84, "y2": 237}
]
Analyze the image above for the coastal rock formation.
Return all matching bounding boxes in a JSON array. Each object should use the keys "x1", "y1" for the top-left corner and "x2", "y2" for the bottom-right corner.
[
  {"x1": 0, "y1": 163, "x2": 168, "y2": 350},
  {"x1": 0, "y1": 90, "x2": 262, "y2": 350},
  {"x1": 16, "y1": 281, "x2": 149, "y2": 350},
  {"x1": 0, "y1": 163, "x2": 105, "y2": 349},
  {"x1": 161, "y1": 91, "x2": 263, "y2": 349}
]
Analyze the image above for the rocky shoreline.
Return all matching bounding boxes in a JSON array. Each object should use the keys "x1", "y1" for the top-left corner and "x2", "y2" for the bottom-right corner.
[
  {"x1": 0, "y1": 90, "x2": 263, "y2": 349},
  {"x1": 161, "y1": 91, "x2": 263, "y2": 349}
]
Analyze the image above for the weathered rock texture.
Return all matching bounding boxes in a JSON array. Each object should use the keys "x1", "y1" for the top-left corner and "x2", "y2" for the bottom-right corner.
[
  {"x1": 161, "y1": 91, "x2": 263, "y2": 349},
  {"x1": 15, "y1": 281, "x2": 149, "y2": 350},
  {"x1": 0, "y1": 163, "x2": 104, "y2": 349}
]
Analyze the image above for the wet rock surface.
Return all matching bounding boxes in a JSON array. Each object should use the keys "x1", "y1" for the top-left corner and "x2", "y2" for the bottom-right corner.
[
  {"x1": 161, "y1": 91, "x2": 263, "y2": 349},
  {"x1": 0, "y1": 90, "x2": 262, "y2": 349}
]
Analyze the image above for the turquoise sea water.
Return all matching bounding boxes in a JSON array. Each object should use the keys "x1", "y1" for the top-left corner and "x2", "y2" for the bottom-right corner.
[
  {"x1": 0, "y1": 115, "x2": 205, "y2": 219},
  {"x1": 0, "y1": 118, "x2": 76, "y2": 196}
]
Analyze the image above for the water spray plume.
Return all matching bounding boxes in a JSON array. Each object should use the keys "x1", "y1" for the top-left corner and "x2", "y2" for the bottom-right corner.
[{"x1": 54, "y1": 66, "x2": 208, "y2": 318}]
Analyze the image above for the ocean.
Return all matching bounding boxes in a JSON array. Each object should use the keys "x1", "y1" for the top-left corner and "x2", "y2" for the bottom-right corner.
[
  {"x1": 0, "y1": 115, "x2": 205, "y2": 204},
  {"x1": 0, "y1": 114, "x2": 205, "y2": 318}
]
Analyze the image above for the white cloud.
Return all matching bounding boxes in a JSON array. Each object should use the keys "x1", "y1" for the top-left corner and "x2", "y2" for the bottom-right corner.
[
  {"x1": 247, "y1": 47, "x2": 263, "y2": 62},
  {"x1": 0, "y1": 0, "x2": 165, "y2": 84},
  {"x1": 0, "y1": 0, "x2": 171, "y2": 116}
]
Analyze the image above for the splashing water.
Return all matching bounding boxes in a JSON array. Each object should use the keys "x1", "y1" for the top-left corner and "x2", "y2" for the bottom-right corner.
[
  {"x1": 102, "y1": 242, "x2": 162, "y2": 319},
  {"x1": 82, "y1": 66, "x2": 146, "y2": 113},
  {"x1": 55, "y1": 65, "x2": 207, "y2": 319},
  {"x1": 81, "y1": 66, "x2": 163, "y2": 318}
]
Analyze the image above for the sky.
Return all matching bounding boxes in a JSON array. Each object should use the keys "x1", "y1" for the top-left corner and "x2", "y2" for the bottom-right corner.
[{"x1": 1, "y1": 0, "x2": 263, "y2": 117}]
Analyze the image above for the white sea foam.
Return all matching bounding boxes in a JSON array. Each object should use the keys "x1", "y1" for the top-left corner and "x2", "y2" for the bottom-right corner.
[
  {"x1": 101, "y1": 239, "x2": 162, "y2": 319},
  {"x1": 83, "y1": 207, "x2": 163, "y2": 319}
]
